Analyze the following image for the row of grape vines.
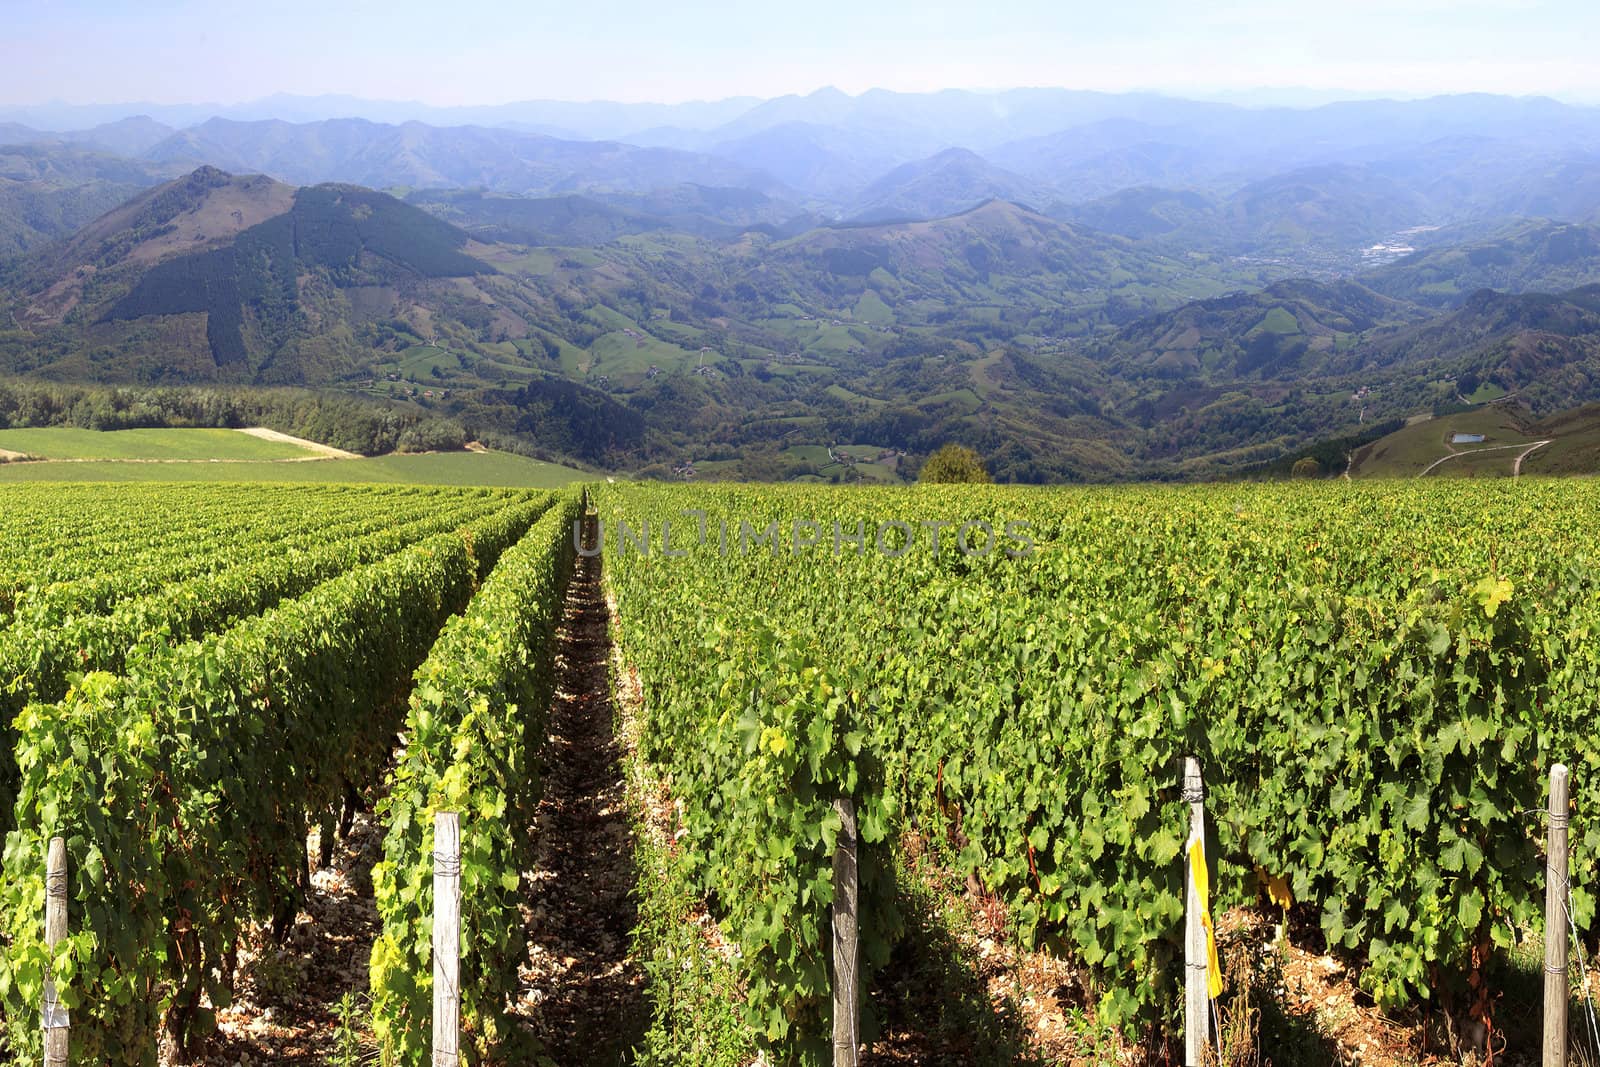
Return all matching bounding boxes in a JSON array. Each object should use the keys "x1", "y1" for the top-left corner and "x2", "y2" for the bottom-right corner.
[
  {"x1": 599, "y1": 480, "x2": 1600, "y2": 1057},
  {"x1": 0, "y1": 486, "x2": 529, "y2": 824},
  {"x1": 0, "y1": 485, "x2": 474, "y2": 614},
  {"x1": 369, "y1": 491, "x2": 582, "y2": 1064},
  {"x1": 0, "y1": 484, "x2": 584, "y2": 1063}
]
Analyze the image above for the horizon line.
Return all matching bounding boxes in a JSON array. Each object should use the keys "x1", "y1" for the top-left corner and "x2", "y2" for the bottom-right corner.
[{"x1": 3, "y1": 83, "x2": 1597, "y2": 117}]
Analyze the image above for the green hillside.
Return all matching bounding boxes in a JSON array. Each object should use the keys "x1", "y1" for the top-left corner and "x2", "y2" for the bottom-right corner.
[
  {"x1": 1362, "y1": 220, "x2": 1600, "y2": 306},
  {"x1": 0, "y1": 142, "x2": 178, "y2": 257},
  {"x1": 102, "y1": 183, "x2": 488, "y2": 372},
  {"x1": 756, "y1": 199, "x2": 1237, "y2": 337},
  {"x1": 1350, "y1": 401, "x2": 1600, "y2": 478},
  {"x1": 8, "y1": 166, "x2": 1600, "y2": 483},
  {"x1": 1090, "y1": 278, "x2": 1423, "y2": 382},
  {"x1": 0, "y1": 426, "x2": 315, "y2": 460}
]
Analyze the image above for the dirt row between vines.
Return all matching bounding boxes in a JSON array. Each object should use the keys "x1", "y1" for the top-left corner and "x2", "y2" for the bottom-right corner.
[
  {"x1": 511, "y1": 546, "x2": 647, "y2": 1061},
  {"x1": 201, "y1": 546, "x2": 644, "y2": 1065}
]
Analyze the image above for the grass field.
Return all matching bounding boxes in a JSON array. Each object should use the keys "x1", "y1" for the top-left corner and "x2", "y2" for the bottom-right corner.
[
  {"x1": 0, "y1": 427, "x2": 319, "y2": 461},
  {"x1": 1350, "y1": 407, "x2": 1539, "y2": 478},
  {"x1": 852, "y1": 291, "x2": 895, "y2": 325},
  {"x1": 1466, "y1": 381, "x2": 1508, "y2": 404},
  {"x1": 392, "y1": 344, "x2": 463, "y2": 381},
  {"x1": 1255, "y1": 306, "x2": 1302, "y2": 335},
  {"x1": 824, "y1": 384, "x2": 887, "y2": 406},
  {"x1": 1518, "y1": 403, "x2": 1600, "y2": 476},
  {"x1": 783, "y1": 445, "x2": 833, "y2": 465},
  {"x1": 759, "y1": 317, "x2": 876, "y2": 359},
  {"x1": 917, "y1": 388, "x2": 984, "y2": 414},
  {"x1": 588, "y1": 329, "x2": 702, "y2": 377},
  {"x1": 1347, "y1": 402, "x2": 1600, "y2": 479},
  {"x1": 851, "y1": 462, "x2": 899, "y2": 482},
  {"x1": 0, "y1": 449, "x2": 589, "y2": 487},
  {"x1": 1427, "y1": 446, "x2": 1532, "y2": 478},
  {"x1": 776, "y1": 442, "x2": 904, "y2": 482}
]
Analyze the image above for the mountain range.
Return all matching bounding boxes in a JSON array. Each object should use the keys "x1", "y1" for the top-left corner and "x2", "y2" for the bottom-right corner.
[
  {"x1": 4, "y1": 87, "x2": 1600, "y2": 480},
  {"x1": 6, "y1": 89, "x2": 1600, "y2": 244}
]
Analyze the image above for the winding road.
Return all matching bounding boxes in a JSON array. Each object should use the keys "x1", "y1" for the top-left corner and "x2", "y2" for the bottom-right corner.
[
  {"x1": 1416, "y1": 439, "x2": 1551, "y2": 478},
  {"x1": 1513, "y1": 439, "x2": 1551, "y2": 477}
]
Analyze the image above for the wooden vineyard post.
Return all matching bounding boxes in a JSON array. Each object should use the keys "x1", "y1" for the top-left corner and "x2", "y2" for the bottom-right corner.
[
  {"x1": 832, "y1": 797, "x2": 860, "y2": 1067},
  {"x1": 1544, "y1": 763, "x2": 1570, "y2": 1067},
  {"x1": 43, "y1": 836, "x2": 68, "y2": 1067},
  {"x1": 433, "y1": 813, "x2": 461, "y2": 1067},
  {"x1": 1184, "y1": 757, "x2": 1207, "y2": 1067}
]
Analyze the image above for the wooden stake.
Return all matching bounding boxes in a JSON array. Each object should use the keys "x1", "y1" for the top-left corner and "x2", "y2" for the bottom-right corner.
[
  {"x1": 1545, "y1": 764, "x2": 1570, "y2": 1067},
  {"x1": 832, "y1": 797, "x2": 859, "y2": 1067},
  {"x1": 1184, "y1": 757, "x2": 1207, "y2": 1067},
  {"x1": 43, "y1": 836, "x2": 68, "y2": 1067},
  {"x1": 433, "y1": 813, "x2": 461, "y2": 1067}
]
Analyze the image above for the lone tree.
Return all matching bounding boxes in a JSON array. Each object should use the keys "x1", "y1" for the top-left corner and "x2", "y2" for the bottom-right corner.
[
  {"x1": 1291, "y1": 456, "x2": 1323, "y2": 479},
  {"x1": 919, "y1": 444, "x2": 991, "y2": 484}
]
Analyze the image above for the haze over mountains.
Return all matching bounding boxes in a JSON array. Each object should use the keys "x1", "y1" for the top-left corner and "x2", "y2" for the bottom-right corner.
[
  {"x1": 7, "y1": 89, "x2": 1600, "y2": 231},
  {"x1": 5, "y1": 86, "x2": 1600, "y2": 479}
]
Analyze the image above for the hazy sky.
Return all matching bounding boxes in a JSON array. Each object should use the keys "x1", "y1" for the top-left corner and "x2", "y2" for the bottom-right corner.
[{"x1": 4, "y1": 0, "x2": 1599, "y2": 106}]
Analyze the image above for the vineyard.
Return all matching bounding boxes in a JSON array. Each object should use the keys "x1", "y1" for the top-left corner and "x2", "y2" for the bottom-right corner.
[
  {"x1": 0, "y1": 483, "x2": 583, "y2": 1064},
  {"x1": 598, "y1": 480, "x2": 1600, "y2": 1063},
  {"x1": 1, "y1": 477, "x2": 1598, "y2": 1064}
]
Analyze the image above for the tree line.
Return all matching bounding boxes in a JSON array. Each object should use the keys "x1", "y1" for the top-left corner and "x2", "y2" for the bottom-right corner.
[{"x1": 0, "y1": 379, "x2": 469, "y2": 456}]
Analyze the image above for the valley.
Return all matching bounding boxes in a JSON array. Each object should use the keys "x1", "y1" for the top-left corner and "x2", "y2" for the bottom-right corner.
[{"x1": 2, "y1": 89, "x2": 1600, "y2": 482}]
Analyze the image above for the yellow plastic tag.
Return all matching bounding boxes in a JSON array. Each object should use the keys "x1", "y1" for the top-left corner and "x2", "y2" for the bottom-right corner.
[
  {"x1": 1188, "y1": 837, "x2": 1224, "y2": 998},
  {"x1": 1260, "y1": 868, "x2": 1293, "y2": 911}
]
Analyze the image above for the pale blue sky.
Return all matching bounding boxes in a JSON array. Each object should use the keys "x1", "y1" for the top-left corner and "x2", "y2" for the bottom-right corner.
[{"x1": 3, "y1": 0, "x2": 1597, "y2": 106}]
